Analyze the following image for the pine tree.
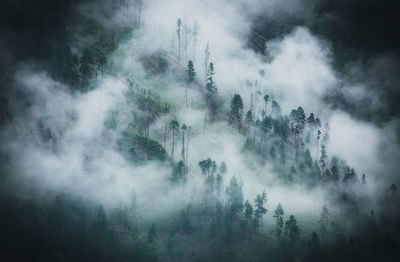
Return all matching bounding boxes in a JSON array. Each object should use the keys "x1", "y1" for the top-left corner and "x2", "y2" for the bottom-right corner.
[
  {"x1": 187, "y1": 60, "x2": 196, "y2": 82},
  {"x1": 80, "y1": 48, "x2": 95, "y2": 91},
  {"x1": 244, "y1": 200, "x2": 254, "y2": 224},
  {"x1": 169, "y1": 120, "x2": 179, "y2": 161},
  {"x1": 216, "y1": 173, "x2": 223, "y2": 195},
  {"x1": 219, "y1": 162, "x2": 227, "y2": 174},
  {"x1": 290, "y1": 106, "x2": 306, "y2": 133},
  {"x1": 308, "y1": 232, "x2": 321, "y2": 261},
  {"x1": 245, "y1": 110, "x2": 254, "y2": 129},
  {"x1": 254, "y1": 191, "x2": 267, "y2": 230},
  {"x1": 319, "y1": 204, "x2": 330, "y2": 237},
  {"x1": 204, "y1": 42, "x2": 210, "y2": 80},
  {"x1": 263, "y1": 94, "x2": 269, "y2": 115},
  {"x1": 230, "y1": 94, "x2": 244, "y2": 131},
  {"x1": 319, "y1": 144, "x2": 327, "y2": 171},
  {"x1": 181, "y1": 124, "x2": 187, "y2": 164},
  {"x1": 330, "y1": 158, "x2": 340, "y2": 183},
  {"x1": 271, "y1": 100, "x2": 282, "y2": 117},
  {"x1": 176, "y1": 18, "x2": 182, "y2": 61},
  {"x1": 343, "y1": 167, "x2": 357, "y2": 183},
  {"x1": 172, "y1": 160, "x2": 185, "y2": 183},
  {"x1": 199, "y1": 158, "x2": 212, "y2": 175},
  {"x1": 204, "y1": 62, "x2": 217, "y2": 126},
  {"x1": 147, "y1": 223, "x2": 156, "y2": 242},
  {"x1": 273, "y1": 203, "x2": 284, "y2": 239},
  {"x1": 227, "y1": 176, "x2": 244, "y2": 215},
  {"x1": 285, "y1": 215, "x2": 300, "y2": 244}
]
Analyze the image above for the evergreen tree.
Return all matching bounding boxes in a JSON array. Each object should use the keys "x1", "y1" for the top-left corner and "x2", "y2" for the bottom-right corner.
[
  {"x1": 245, "y1": 110, "x2": 254, "y2": 129},
  {"x1": 199, "y1": 158, "x2": 212, "y2": 175},
  {"x1": 343, "y1": 167, "x2": 357, "y2": 183},
  {"x1": 273, "y1": 203, "x2": 284, "y2": 239},
  {"x1": 307, "y1": 232, "x2": 321, "y2": 262},
  {"x1": 271, "y1": 100, "x2": 282, "y2": 117},
  {"x1": 254, "y1": 191, "x2": 267, "y2": 229},
  {"x1": 187, "y1": 60, "x2": 196, "y2": 82},
  {"x1": 244, "y1": 200, "x2": 254, "y2": 224},
  {"x1": 261, "y1": 116, "x2": 272, "y2": 136},
  {"x1": 169, "y1": 120, "x2": 179, "y2": 160},
  {"x1": 227, "y1": 176, "x2": 244, "y2": 215},
  {"x1": 220, "y1": 161, "x2": 227, "y2": 174},
  {"x1": 285, "y1": 215, "x2": 300, "y2": 244},
  {"x1": 62, "y1": 46, "x2": 80, "y2": 88},
  {"x1": 230, "y1": 94, "x2": 244, "y2": 131},
  {"x1": 290, "y1": 106, "x2": 306, "y2": 133},
  {"x1": 211, "y1": 160, "x2": 217, "y2": 175},
  {"x1": 148, "y1": 223, "x2": 156, "y2": 242},
  {"x1": 319, "y1": 144, "x2": 327, "y2": 171},
  {"x1": 319, "y1": 204, "x2": 330, "y2": 237},
  {"x1": 176, "y1": 18, "x2": 182, "y2": 61},
  {"x1": 80, "y1": 48, "x2": 95, "y2": 91},
  {"x1": 263, "y1": 94, "x2": 270, "y2": 115},
  {"x1": 204, "y1": 62, "x2": 218, "y2": 124},
  {"x1": 307, "y1": 113, "x2": 316, "y2": 127},
  {"x1": 96, "y1": 48, "x2": 107, "y2": 75},
  {"x1": 330, "y1": 157, "x2": 340, "y2": 182},
  {"x1": 216, "y1": 173, "x2": 223, "y2": 194},
  {"x1": 181, "y1": 124, "x2": 187, "y2": 164},
  {"x1": 172, "y1": 160, "x2": 185, "y2": 183}
]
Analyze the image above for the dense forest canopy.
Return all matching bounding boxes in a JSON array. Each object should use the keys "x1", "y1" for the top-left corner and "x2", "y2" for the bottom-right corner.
[{"x1": 0, "y1": 0, "x2": 399, "y2": 261}]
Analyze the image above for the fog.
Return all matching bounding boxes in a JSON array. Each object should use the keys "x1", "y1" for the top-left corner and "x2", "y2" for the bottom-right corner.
[{"x1": 1, "y1": 0, "x2": 399, "y2": 240}]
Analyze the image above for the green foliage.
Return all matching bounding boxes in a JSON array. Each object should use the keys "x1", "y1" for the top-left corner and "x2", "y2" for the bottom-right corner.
[
  {"x1": 140, "y1": 52, "x2": 170, "y2": 74},
  {"x1": 271, "y1": 100, "x2": 282, "y2": 117},
  {"x1": 199, "y1": 158, "x2": 212, "y2": 175},
  {"x1": 187, "y1": 60, "x2": 196, "y2": 82},
  {"x1": 285, "y1": 215, "x2": 300, "y2": 244},
  {"x1": 254, "y1": 191, "x2": 268, "y2": 229},
  {"x1": 343, "y1": 167, "x2": 358, "y2": 183},
  {"x1": 290, "y1": 106, "x2": 306, "y2": 133},
  {"x1": 227, "y1": 176, "x2": 244, "y2": 215},
  {"x1": 220, "y1": 161, "x2": 227, "y2": 174},
  {"x1": 230, "y1": 94, "x2": 244, "y2": 130},
  {"x1": 245, "y1": 110, "x2": 254, "y2": 127},
  {"x1": 273, "y1": 203, "x2": 284, "y2": 239},
  {"x1": 319, "y1": 205, "x2": 330, "y2": 237},
  {"x1": 244, "y1": 200, "x2": 254, "y2": 224},
  {"x1": 172, "y1": 160, "x2": 186, "y2": 183}
]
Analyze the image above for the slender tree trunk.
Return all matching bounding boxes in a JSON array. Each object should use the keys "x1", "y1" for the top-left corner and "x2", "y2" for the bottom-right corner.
[
  {"x1": 163, "y1": 123, "x2": 167, "y2": 150},
  {"x1": 171, "y1": 129, "x2": 175, "y2": 160},
  {"x1": 181, "y1": 128, "x2": 185, "y2": 163},
  {"x1": 185, "y1": 85, "x2": 188, "y2": 108},
  {"x1": 204, "y1": 93, "x2": 208, "y2": 130},
  {"x1": 186, "y1": 127, "x2": 190, "y2": 169}
]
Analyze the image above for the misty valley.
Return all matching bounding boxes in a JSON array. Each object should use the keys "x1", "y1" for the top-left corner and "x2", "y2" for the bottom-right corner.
[{"x1": 0, "y1": 1, "x2": 400, "y2": 262}]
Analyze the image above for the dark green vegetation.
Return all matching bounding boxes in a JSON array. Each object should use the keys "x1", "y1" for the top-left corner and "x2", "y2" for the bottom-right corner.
[
  {"x1": 1, "y1": 1, "x2": 400, "y2": 262},
  {"x1": 249, "y1": 0, "x2": 400, "y2": 123}
]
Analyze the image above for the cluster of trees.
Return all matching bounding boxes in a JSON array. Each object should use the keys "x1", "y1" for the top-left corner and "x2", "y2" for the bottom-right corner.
[
  {"x1": 172, "y1": 18, "x2": 200, "y2": 65},
  {"x1": 3, "y1": 10, "x2": 400, "y2": 262}
]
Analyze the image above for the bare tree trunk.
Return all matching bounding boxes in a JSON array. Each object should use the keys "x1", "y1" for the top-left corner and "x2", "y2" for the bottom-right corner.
[
  {"x1": 181, "y1": 127, "x2": 185, "y2": 163},
  {"x1": 163, "y1": 123, "x2": 167, "y2": 150},
  {"x1": 204, "y1": 93, "x2": 209, "y2": 130},
  {"x1": 185, "y1": 85, "x2": 188, "y2": 108},
  {"x1": 186, "y1": 127, "x2": 190, "y2": 169},
  {"x1": 171, "y1": 129, "x2": 175, "y2": 161}
]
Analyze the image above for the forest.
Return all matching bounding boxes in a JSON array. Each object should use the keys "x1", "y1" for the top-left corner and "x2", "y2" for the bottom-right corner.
[{"x1": 0, "y1": 0, "x2": 399, "y2": 261}]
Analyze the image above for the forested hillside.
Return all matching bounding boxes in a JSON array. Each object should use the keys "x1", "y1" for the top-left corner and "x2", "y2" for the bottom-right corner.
[{"x1": 0, "y1": 1, "x2": 399, "y2": 261}]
